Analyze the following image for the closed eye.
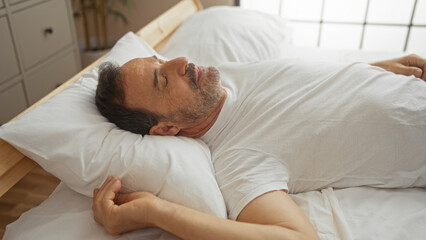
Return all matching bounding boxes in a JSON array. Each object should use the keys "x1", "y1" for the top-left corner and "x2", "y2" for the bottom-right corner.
[
  {"x1": 162, "y1": 73, "x2": 168, "y2": 86},
  {"x1": 152, "y1": 56, "x2": 168, "y2": 88}
]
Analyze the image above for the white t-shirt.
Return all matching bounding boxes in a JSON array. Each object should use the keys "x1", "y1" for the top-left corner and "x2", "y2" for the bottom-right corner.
[{"x1": 201, "y1": 59, "x2": 426, "y2": 220}]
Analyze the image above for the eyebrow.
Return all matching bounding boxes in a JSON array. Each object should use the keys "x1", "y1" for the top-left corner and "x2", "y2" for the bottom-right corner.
[
  {"x1": 152, "y1": 56, "x2": 159, "y2": 88},
  {"x1": 154, "y1": 68, "x2": 159, "y2": 88}
]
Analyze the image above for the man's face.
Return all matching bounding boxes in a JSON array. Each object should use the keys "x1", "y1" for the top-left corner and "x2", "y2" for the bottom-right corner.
[{"x1": 120, "y1": 56, "x2": 222, "y2": 124}]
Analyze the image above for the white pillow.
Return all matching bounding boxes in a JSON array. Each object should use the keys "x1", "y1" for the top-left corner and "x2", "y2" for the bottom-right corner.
[
  {"x1": 0, "y1": 32, "x2": 227, "y2": 218},
  {"x1": 160, "y1": 6, "x2": 290, "y2": 66}
]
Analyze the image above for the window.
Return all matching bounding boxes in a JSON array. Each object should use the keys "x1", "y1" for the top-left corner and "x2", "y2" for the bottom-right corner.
[{"x1": 240, "y1": 0, "x2": 426, "y2": 53}]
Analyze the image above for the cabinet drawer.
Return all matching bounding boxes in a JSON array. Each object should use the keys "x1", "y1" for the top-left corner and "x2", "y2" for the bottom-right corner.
[
  {"x1": 25, "y1": 51, "x2": 79, "y2": 105},
  {"x1": 0, "y1": 82, "x2": 27, "y2": 125},
  {"x1": 13, "y1": 0, "x2": 73, "y2": 69},
  {"x1": 0, "y1": 16, "x2": 20, "y2": 84},
  {"x1": 8, "y1": 0, "x2": 29, "y2": 6}
]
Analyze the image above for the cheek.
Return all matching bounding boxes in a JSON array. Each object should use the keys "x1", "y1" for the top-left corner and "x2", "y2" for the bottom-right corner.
[
  {"x1": 168, "y1": 91, "x2": 195, "y2": 109},
  {"x1": 169, "y1": 84, "x2": 195, "y2": 102}
]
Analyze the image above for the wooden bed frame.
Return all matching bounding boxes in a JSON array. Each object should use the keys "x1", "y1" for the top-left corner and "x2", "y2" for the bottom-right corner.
[{"x1": 0, "y1": 0, "x2": 203, "y2": 197}]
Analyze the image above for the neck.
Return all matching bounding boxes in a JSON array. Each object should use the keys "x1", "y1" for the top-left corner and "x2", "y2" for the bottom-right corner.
[{"x1": 179, "y1": 89, "x2": 227, "y2": 138}]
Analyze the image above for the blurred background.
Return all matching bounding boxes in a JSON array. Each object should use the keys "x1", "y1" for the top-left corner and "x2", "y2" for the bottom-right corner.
[{"x1": 72, "y1": 0, "x2": 426, "y2": 56}]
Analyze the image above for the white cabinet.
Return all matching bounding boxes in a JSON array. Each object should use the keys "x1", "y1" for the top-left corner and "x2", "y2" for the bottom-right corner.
[
  {"x1": 7, "y1": 0, "x2": 29, "y2": 6},
  {"x1": 13, "y1": 0, "x2": 73, "y2": 69},
  {"x1": 0, "y1": 83, "x2": 27, "y2": 124},
  {"x1": 25, "y1": 51, "x2": 79, "y2": 105},
  {"x1": 0, "y1": 0, "x2": 81, "y2": 124},
  {"x1": 0, "y1": 16, "x2": 20, "y2": 85}
]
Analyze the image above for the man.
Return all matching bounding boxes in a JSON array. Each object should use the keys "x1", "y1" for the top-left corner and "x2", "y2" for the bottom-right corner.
[{"x1": 93, "y1": 54, "x2": 426, "y2": 239}]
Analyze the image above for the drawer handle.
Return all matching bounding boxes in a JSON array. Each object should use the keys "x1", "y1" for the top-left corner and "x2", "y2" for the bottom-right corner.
[{"x1": 44, "y1": 27, "x2": 54, "y2": 35}]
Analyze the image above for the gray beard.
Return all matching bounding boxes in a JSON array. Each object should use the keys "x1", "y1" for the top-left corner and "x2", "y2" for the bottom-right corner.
[{"x1": 170, "y1": 66, "x2": 222, "y2": 123}]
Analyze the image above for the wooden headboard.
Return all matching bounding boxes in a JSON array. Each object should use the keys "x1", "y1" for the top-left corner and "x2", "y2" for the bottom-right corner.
[{"x1": 0, "y1": 0, "x2": 203, "y2": 197}]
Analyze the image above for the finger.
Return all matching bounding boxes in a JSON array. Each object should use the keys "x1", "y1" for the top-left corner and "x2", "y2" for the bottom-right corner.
[
  {"x1": 92, "y1": 188, "x2": 99, "y2": 213},
  {"x1": 100, "y1": 177, "x2": 122, "y2": 205},
  {"x1": 93, "y1": 177, "x2": 111, "y2": 205},
  {"x1": 405, "y1": 54, "x2": 426, "y2": 79},
  {"x1": 406, "y1": 54, "x2": 425, "y2": 67},
  {"x1": 95, "y1": 177, "x2": 121, "y2": 207},
  {"x1": 421, "y1": 63, "x2": 426, "y2": 81},
  {"x1": 400, "y1": 66, "x2": 423, "y2": 78},
  {"x1": 99, "y1": 176, "x2": 113, "y2": 192},
  {"x1": 107, "y1": 177, "x2": 122, "y2": 196},
  {"x1": 413, "y1": 68, "x2": 423, "y2": 78},
  {"x1": 93, "y1": 188, "x2": 99, "y2": 198}
]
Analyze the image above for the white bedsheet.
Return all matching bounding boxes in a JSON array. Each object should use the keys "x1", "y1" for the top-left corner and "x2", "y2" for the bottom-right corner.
[
  {"x1": 5, "y1": 182, "x2": 426, "y2": 240},
  {"x1": 4, "y1": 183, "x2": 178, "y2": 240},
  {"x1": 334, "y1": 187, "x2": 426, "y2": 240}
]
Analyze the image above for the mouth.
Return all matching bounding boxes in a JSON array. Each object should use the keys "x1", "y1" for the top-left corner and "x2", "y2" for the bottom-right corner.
[
  {"x1": 187, "y1": 63, "x2": 198, "y2": 88},
  {"x1": 196, "y1": 66, "x2": 202, "y2": 85}
]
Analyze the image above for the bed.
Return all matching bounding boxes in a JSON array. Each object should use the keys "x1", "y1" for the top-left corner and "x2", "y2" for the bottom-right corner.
[{"x1": 1, "y1": 0, "x2": 426, "y2": 239}]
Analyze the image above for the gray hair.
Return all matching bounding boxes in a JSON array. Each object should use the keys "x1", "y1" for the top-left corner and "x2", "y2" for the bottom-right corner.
[{"x1": 95, "y1": 61, "x2": 160, "y2": 135}]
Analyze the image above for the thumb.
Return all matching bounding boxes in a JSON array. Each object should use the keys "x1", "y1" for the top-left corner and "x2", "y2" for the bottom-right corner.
[{"x1": 400, "y1": 66, "x2": 423, "y2": 78}]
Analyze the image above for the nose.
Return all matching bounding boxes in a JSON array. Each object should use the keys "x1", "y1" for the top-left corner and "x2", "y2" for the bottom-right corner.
[{"x1": 163, "y1": 57, "x2": 188, "y2": 76}]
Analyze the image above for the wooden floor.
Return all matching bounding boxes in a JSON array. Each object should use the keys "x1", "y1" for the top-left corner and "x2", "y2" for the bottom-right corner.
[{"x1": 0, "y1": 165, "x2": 60, "y2": 238}]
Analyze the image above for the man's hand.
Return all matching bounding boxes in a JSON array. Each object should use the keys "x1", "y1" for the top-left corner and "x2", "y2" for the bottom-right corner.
[
  {"x1": 371, "y1": 54, "x2": 426, "y2": 81},
  {"x1": 93, "y1": 177, "x2": 320, "y2": 240},
  {"x1": 92, "y1": 176, "x2": 158, "y2": 235}
]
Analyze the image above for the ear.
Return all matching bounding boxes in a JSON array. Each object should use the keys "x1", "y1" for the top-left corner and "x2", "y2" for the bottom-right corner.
[{"x1": 149, "y1": 122, "x2": 180, "y2": 136}]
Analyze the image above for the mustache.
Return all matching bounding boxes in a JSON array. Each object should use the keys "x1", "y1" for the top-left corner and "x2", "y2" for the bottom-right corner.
[{"x1": 187, "y1": 63, "x2": 197, "y2": 89}]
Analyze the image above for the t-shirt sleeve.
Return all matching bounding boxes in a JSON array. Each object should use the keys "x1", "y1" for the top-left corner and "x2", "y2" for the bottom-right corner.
[{"x1": 214, "y1": 149, "x2": 289, "y2": 220}]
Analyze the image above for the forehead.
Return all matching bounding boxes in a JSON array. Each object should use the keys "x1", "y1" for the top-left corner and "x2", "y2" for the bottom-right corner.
[
  {"x1": 121, "y1": 57, "x2": 156, "y2": 73},
  {"x1": 121, "y1": 57, "x2": 157, "y2": 109}
]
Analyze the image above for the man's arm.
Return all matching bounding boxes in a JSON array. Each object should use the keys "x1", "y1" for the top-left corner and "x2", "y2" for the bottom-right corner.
[
  {"x1": 92, "y1": 177, "x2": 320, "y2": 240},
  {"x1": 371, "y1": 54, "x2": 426, "y2": 81}
]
